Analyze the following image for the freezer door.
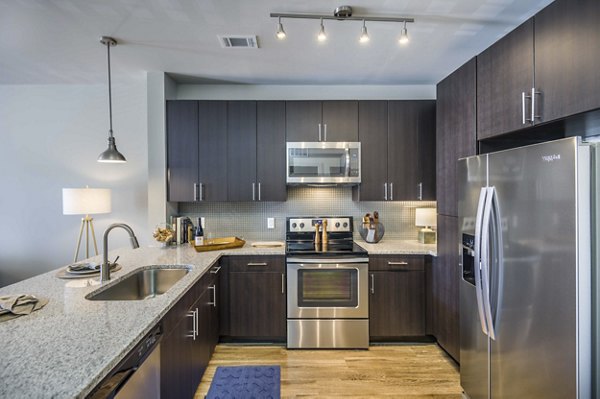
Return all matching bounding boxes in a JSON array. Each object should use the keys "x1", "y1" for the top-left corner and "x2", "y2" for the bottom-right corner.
[
  {"x1": 487, "y1": 138, "x2": 588, "y2": 398},
  {"x1": 458, "y1": 155, "x2": 490, "y2": 399}
]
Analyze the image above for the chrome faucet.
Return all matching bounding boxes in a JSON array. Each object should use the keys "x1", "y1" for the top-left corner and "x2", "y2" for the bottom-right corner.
[{"x1": 101, "y1": 223, "x2": 140, "y2": 282}]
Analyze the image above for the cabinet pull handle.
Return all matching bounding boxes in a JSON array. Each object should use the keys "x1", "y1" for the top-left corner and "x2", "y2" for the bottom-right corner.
[
  {"x1": 252, "y1": 183, "x2": 256, "y2": 201},
  {"x1": 247, "y1": 262, "x2": 268, "y2": 266},
  {"x1": 521, "y1": 92, "x2": 532, "y2": 125},
  {"x1": 390, "y1": 182, "x2": 394, "y2": 201},
  {"x1": 193, "y1": 183, "x2": 199, "y2": 202},
  {"x1": 531, "y1": 87, "x2": 541, "y2": 123},
  {"x1": 258, "y1": 182, "x2": 261, "y2": 201},
  {"x1": 210, "y1": 266, "x2": 222, "y2": 274},
  {"x1": 324, "y1": 124, "x2": 327, "y2": 141},
  {"x1": 187, "y1": 310, "x2": 197, "y2": 340},
  {"x1": 199, "y1": 183, "x2": 204, "y2": 201},
  {"x1": 384, "y1": 183, "x2": 388, "y2": 201},
  {"x1": 418, "y1": 182, "x2": 423, "y2": 200},
  {"x1": 281, "y1": 273, "x2": 285, "y2": 294},
  {"x1": 208, "y1": 285, "x2": 216, "y2": 308},
  {"x1": 388, "y1": 261, "x2": 409, "y2": 266},
  {"x1": 195, "y1": 308, "x2": 199, "y2": 336},
  {"x1": 370, "y1": 273, "x2": 374, "y2": 294},
  {"x1": 318, "y1": 123, "x2": 322, "y2": 142}
]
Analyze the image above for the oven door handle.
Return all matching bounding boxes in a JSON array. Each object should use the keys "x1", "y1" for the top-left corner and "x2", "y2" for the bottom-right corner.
[{"x1": 286, "y1": 257, "x2": 368, "y2": 264}]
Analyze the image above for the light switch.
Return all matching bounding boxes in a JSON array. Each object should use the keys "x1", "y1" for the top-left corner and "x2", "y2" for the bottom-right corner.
[{"x1": 267, "y1": 217, "x2": 275, "y2": 229}]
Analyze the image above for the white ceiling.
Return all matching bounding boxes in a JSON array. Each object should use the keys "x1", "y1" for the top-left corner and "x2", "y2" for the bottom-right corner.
[{"x1": 0, "y1": 0, "x2": 553, "y2": 85}]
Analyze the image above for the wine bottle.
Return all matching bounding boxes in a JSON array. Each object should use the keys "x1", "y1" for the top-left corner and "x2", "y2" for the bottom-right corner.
[{"x1": 194, "y1": 217, "x2": 204, "y2": 246}]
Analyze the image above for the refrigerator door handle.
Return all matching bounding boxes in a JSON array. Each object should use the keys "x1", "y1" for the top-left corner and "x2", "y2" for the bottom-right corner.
[
  {"x1": 481, "y1": 187, "x2": 497, "y2": 340},
  {"x1": 474, "y1": 187, "x2": 489, "y2": 336},
  {"x1": 490, "y1": 187, "x2": 504, "y2": 337}
]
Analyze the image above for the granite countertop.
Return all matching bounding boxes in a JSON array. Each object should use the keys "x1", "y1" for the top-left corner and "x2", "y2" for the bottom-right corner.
[
  {"x1": 355, "y1": 239, "x2": 437, "y2": 256},
  {"x1": 0, "y1": 238, "x2": 433, "y2": 398},
  {"x1": 0, "y1": 241, "x2": 284, "y2": 399}
]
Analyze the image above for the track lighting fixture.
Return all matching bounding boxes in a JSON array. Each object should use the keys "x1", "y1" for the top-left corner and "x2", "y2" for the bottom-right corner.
[{"x1": 270, "y1": 5, "x2": 414, "y2": 45}]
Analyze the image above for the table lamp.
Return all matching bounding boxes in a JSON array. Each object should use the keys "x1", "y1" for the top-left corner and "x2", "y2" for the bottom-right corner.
[
  {"x1": 62, "y1": 187, "x2": 111, "y2": 262},
  {"x1": 415, "y1": 208, "x2": 437, "y2": 244}
]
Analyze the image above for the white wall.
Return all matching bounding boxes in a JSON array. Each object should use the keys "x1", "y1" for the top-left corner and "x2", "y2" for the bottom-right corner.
[{"x1": 0, "y1": 80, "x2": 148, "y2": 287}]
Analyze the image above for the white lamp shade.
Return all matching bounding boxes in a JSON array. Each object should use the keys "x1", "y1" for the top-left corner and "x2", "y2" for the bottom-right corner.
[
  {"x1": 62, "y1": 188, "x2": 111, "y2": 215},
  {"x1": 415, "y1": 208, "x2": 437, "y2": 227}
]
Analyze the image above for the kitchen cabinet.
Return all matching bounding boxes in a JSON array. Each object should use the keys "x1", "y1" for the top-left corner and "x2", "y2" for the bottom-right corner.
[
  {"x1": 433, "y1": 215, "x2": 460, "y2": 362},
  {"x1": 221, "y1": 256, "x2": 286, "y2": 340},
  {"x1": 436, "y1": 58, "x2": 477, "y2": 217},
  {"x1": 369, "y1": 255, "x2": 426, "y2": 339},
  {"x1": 197, "y1": 101, "x2": 228, "y2": 201},
  {"x1": 286, "y1": 100, "x2": 358, "y2": 142},
  {"x1": 161, "y1": 265, "x2": 220, "y2": 398},
  {"x1": 227, "y1": 101, "x2": 257, "y2": 201},
  {"x1": 256, "y1": 101, "x2": 287, "y2": 201},
  {"x1": 388, "y1": 100, "x2": 436, "y2": 201},
  {"x1": 167, "y1": 101, "x2": 198, "y2": 202},
  {"x1": 354, "y1": 100, "x2": 436, "y2": 201}
]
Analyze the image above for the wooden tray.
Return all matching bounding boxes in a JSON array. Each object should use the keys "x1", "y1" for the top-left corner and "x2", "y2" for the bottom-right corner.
[{"x1": 190, "y1": 236, "x2": 246, "y2": 252}]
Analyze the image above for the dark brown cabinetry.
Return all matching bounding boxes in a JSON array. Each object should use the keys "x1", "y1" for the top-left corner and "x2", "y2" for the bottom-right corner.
[
  {"x1": 369, "y1": 255, "x2": 426, "y2": 339},
  {"x1": 286, "y1": 100, "x2": 358, "y2": 142},
  {"x1": 220, "y1": 256, "x2": 286, "y2": 340},
  {"x1": 161, "y1": 265, "x2": 220, "y2": 398},
  {"x1": 227, "y1": 101, "x2": 257, "y2": 201},
  {"x1": 198, "y1": 101, "x2": 228, "y2": 202},
  {"x1": 437, "y1": 58, "x2": 477, "y2": 217},
  {"x1": 256, "y1": 101, "x2": 287, "y2": 201},
  {"x1": 433, "y1": 215, "x2": 460, "y2": 362},
  {"x1": 167, "y1": 101, "x2": 198, "y2": 202}
]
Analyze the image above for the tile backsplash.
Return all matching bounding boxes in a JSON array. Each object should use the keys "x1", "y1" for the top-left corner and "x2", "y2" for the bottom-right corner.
[{"x1": 179, "y1": 186, "x2": 436, "y2": 241}]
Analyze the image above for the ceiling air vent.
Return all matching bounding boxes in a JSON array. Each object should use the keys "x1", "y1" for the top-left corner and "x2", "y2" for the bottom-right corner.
[{"x1": 218, "y1": 35, "x2": 259, "y2": 49}]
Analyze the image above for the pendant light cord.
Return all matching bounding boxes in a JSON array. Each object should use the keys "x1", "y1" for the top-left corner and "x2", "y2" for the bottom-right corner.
[{"x1": 106, "y1": 41, "x2": 113, "y2": 138}]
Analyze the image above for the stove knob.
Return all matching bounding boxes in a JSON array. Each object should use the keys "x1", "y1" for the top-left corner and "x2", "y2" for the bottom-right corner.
[
  {"x1": 343, "y1": 222, "x2": 348, "y2": 228},
  {"x1": 292, "y1": 223, "x2": 297, "y2": 229},
  {"x1": 299, "y1": 223, "x2": 305, "y2": 229},
  {"x1": 335, "y1": 222, "x2": 340, "y2": 228}
]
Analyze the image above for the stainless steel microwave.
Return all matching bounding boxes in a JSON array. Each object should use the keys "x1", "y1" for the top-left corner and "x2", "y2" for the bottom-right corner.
[{"x1": 286, "y1": 142, "x2": 361, "y2": 184}]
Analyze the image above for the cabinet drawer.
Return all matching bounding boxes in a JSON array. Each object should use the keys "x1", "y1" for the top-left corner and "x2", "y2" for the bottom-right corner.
[
  {"x1": 226, "y1": 256, "x2": 284, "y2": 273},
  {"x1": 369, "y1": 255, "x2": 424, "y2": 271}
]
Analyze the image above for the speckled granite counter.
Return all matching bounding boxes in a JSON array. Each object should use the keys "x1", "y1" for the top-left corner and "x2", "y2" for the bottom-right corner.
[
  {"x1": 356, "y1": 239, "x2": 437, "y2": 256},
  {"x1": 0, "y1": 242, "x2": 284, "y2": 399}
]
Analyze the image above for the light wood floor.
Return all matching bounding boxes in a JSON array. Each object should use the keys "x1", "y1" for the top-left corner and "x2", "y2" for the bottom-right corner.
[{"x1": 195, "y1": 344, "x2": 462, "y2": 398}]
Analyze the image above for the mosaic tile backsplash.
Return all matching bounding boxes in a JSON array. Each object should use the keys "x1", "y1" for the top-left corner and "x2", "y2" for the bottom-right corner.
[{"x1": 179, "y1": 186, "x2": 436, "y2": 241}]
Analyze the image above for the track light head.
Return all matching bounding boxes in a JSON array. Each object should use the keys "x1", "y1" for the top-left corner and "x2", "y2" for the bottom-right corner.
[
  {"x1": 276, "y1": 17, "x2": 286, "y2": 39},
  {"x1": 359, "y1": 20, "x2": 370, "y2": 43},
  {"x1": 317, "y1": 18, "x2": 327, "y2": 42},
  {"x1": 399, "y1": 22, "x2": 409, "y2": 45}
]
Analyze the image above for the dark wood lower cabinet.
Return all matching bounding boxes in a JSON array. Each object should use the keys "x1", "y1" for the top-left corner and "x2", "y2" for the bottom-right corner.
[
  {"x1": 369, "y1": 256, "x2": 426, "y2": 339},
  {"x1": 161, "y1": 312, "x2": 194, "y2": 398}
]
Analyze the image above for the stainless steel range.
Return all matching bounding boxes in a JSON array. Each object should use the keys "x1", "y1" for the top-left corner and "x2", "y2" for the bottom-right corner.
[{"x1": 286, "y1": 216, "x2": 369, "y2": 349}]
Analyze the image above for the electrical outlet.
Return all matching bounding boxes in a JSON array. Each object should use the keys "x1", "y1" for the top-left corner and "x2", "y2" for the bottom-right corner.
[{"x1": 267, "y1": 217, "x2": 275, "y2": 229}]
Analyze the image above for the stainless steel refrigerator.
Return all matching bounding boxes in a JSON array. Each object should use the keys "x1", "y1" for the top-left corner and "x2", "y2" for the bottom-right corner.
[{"x1": 458, "y1": 137, "x2": 595, "y2": 399}]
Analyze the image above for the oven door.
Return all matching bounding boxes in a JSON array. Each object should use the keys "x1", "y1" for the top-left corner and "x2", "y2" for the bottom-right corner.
[{"x1": 287, "y1": 260, "x2": 368, "y2": 319}]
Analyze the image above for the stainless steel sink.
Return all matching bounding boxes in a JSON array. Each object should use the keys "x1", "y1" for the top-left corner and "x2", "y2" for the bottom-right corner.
[{"x1": 86, "y1": 267, "x2": 190, "y2": 301}]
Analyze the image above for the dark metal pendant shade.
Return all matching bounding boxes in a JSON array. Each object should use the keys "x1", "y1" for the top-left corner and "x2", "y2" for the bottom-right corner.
[{"x1": 98, "y1": 136, "x2": 126, "y2": 163}]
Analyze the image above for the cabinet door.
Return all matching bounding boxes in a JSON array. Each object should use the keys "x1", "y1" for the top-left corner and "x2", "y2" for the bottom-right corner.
[
  {"x1": 257, "y1": 101, "x2": 287, "y2": 201},
  {"x1": 322, "y1": 101, "x2": 358, "y2": 141},
  {"x1": 369, "y1": 270, "x2": 426, "y2": 337},
  {"x1": 227, "y1": 101, "x2": 257, "y2": 201},
  {"x1": 433, "y1": 215, "x2": 460, "y2": 362},
  {"x1": 388, "y1": 101, "x2": 435, "y2": 201},
  {"x1": 198, "y1": 101, "x2": 228, "y2": 201},
  {"x1": 535, "y1": 0, "x2": 600, "y2": 122},
  {"x1": 354, "y1": 101, "x2": 388, "y2": 201},
  {"x1": 167, "y1": 101, "x2": 198, "y2": 202},
  {"x1": 286, "y1": 101, "x2": 322, "y2": 142},
  {"x1": 477, "y1": 18, "x2": 534, "y2": 139},
  {"x1": 161, "y1": 311, "x2": 194, "y2": 398},
  {"x1": 229, "y1": 272, "x2": 286, "y2": 339},
  {"x1": 436, "y1": 59, "x2": 477, "y2": 217},
  {"x1": 190, "y1": 289, "x2": 212, "y2": 393}
]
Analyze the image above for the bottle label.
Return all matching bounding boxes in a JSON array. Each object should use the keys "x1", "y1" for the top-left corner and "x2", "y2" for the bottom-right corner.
[{"x1": 195, "y1": 236, "x2": 204, "y2": 246}]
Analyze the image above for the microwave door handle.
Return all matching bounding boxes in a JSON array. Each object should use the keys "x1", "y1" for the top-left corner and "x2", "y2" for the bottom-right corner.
[
  {"x1": 345, "y1": 148, "x2": 350, "y2": 177},
  {"x1": 474, "y1": 187, "x2": 489, "y2": 336},
  {"x1": 480, "y1": 187, "x2": 496, "y2": 340}
]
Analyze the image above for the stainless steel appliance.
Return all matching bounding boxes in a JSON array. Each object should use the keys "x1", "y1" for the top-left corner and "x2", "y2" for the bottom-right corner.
[
  {"x1": 286, "y1": 216, "x2": 369, "y2": 348},
  {"x1": 286, "y1": 142, "x2": 361, "y2": 184},
  {"x1": 458, "y1": 137, "x2": 595, "y2": 399},
  {"x1": 89, "y1": 325, "x2": 161, "y2": 399}
]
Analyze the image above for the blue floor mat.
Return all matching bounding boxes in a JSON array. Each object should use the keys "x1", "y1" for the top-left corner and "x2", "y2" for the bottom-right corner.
[{"x1": 206, "y1": 365, "x2": 280, "y2": 399}]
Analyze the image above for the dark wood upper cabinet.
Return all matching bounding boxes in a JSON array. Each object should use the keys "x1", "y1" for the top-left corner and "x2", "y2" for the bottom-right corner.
[
  {"x1": 388, "y1": 100, "x2": 436, "y2": 201},
  {"x1": 477, "y1": 18, "x2": 534, "y2": 140},
  {"x1": 286, "y1": 100, "x2": 358, "y2": 142},
  {"x1": 167, "y1": 101, "x2": 198, "y2": 202},
  {"x1": 198, "y1": 101, "x2": 228, "y2": 201},
  {"x1": 534, "y1": 0, "x2": 600, "y2": 122},
  {"x1": 437, "y1": 58, "x2": 477, "y2": 217},
  {"x1": 257, "y1": 101, "x2": 287, "y2": 201},
  {"x1": 322, "y1": 101, "x2": 359, "y2": 141},
  {"x1": 227, "y1": 101, "x2": 257, "y2": 202},
  {"x1": 354, "y1": 101, "x2": 388, "y2": 201}
]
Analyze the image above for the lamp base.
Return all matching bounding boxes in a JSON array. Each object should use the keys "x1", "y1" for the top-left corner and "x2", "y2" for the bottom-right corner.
[{"x1": 418, "y1": 228, "x2": 436, "y2": 244}]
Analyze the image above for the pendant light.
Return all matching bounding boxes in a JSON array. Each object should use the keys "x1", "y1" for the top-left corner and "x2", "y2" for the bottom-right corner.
[{"x1": 98, "y1": 36, "x2": 126, "y2": 163}]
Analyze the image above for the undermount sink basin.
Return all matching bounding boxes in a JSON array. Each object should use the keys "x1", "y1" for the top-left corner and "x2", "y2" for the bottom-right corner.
[{"x1": 86, "y1": 267, "x2": 190, "y2": 301}]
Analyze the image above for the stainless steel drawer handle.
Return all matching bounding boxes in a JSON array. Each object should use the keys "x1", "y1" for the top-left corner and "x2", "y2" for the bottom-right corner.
[
  {"x1": 247, "y1": 262, "x2": 268, "y2": 266},
  {"x1": 388, "y1": 261, "x2": 409, "y2": 266},
  {"x1": 210, "y1": 266, "x2": 222, "y2": 274},
  {"x1": 187, "y1": 309, "x2": 197, "y2": 340}
]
